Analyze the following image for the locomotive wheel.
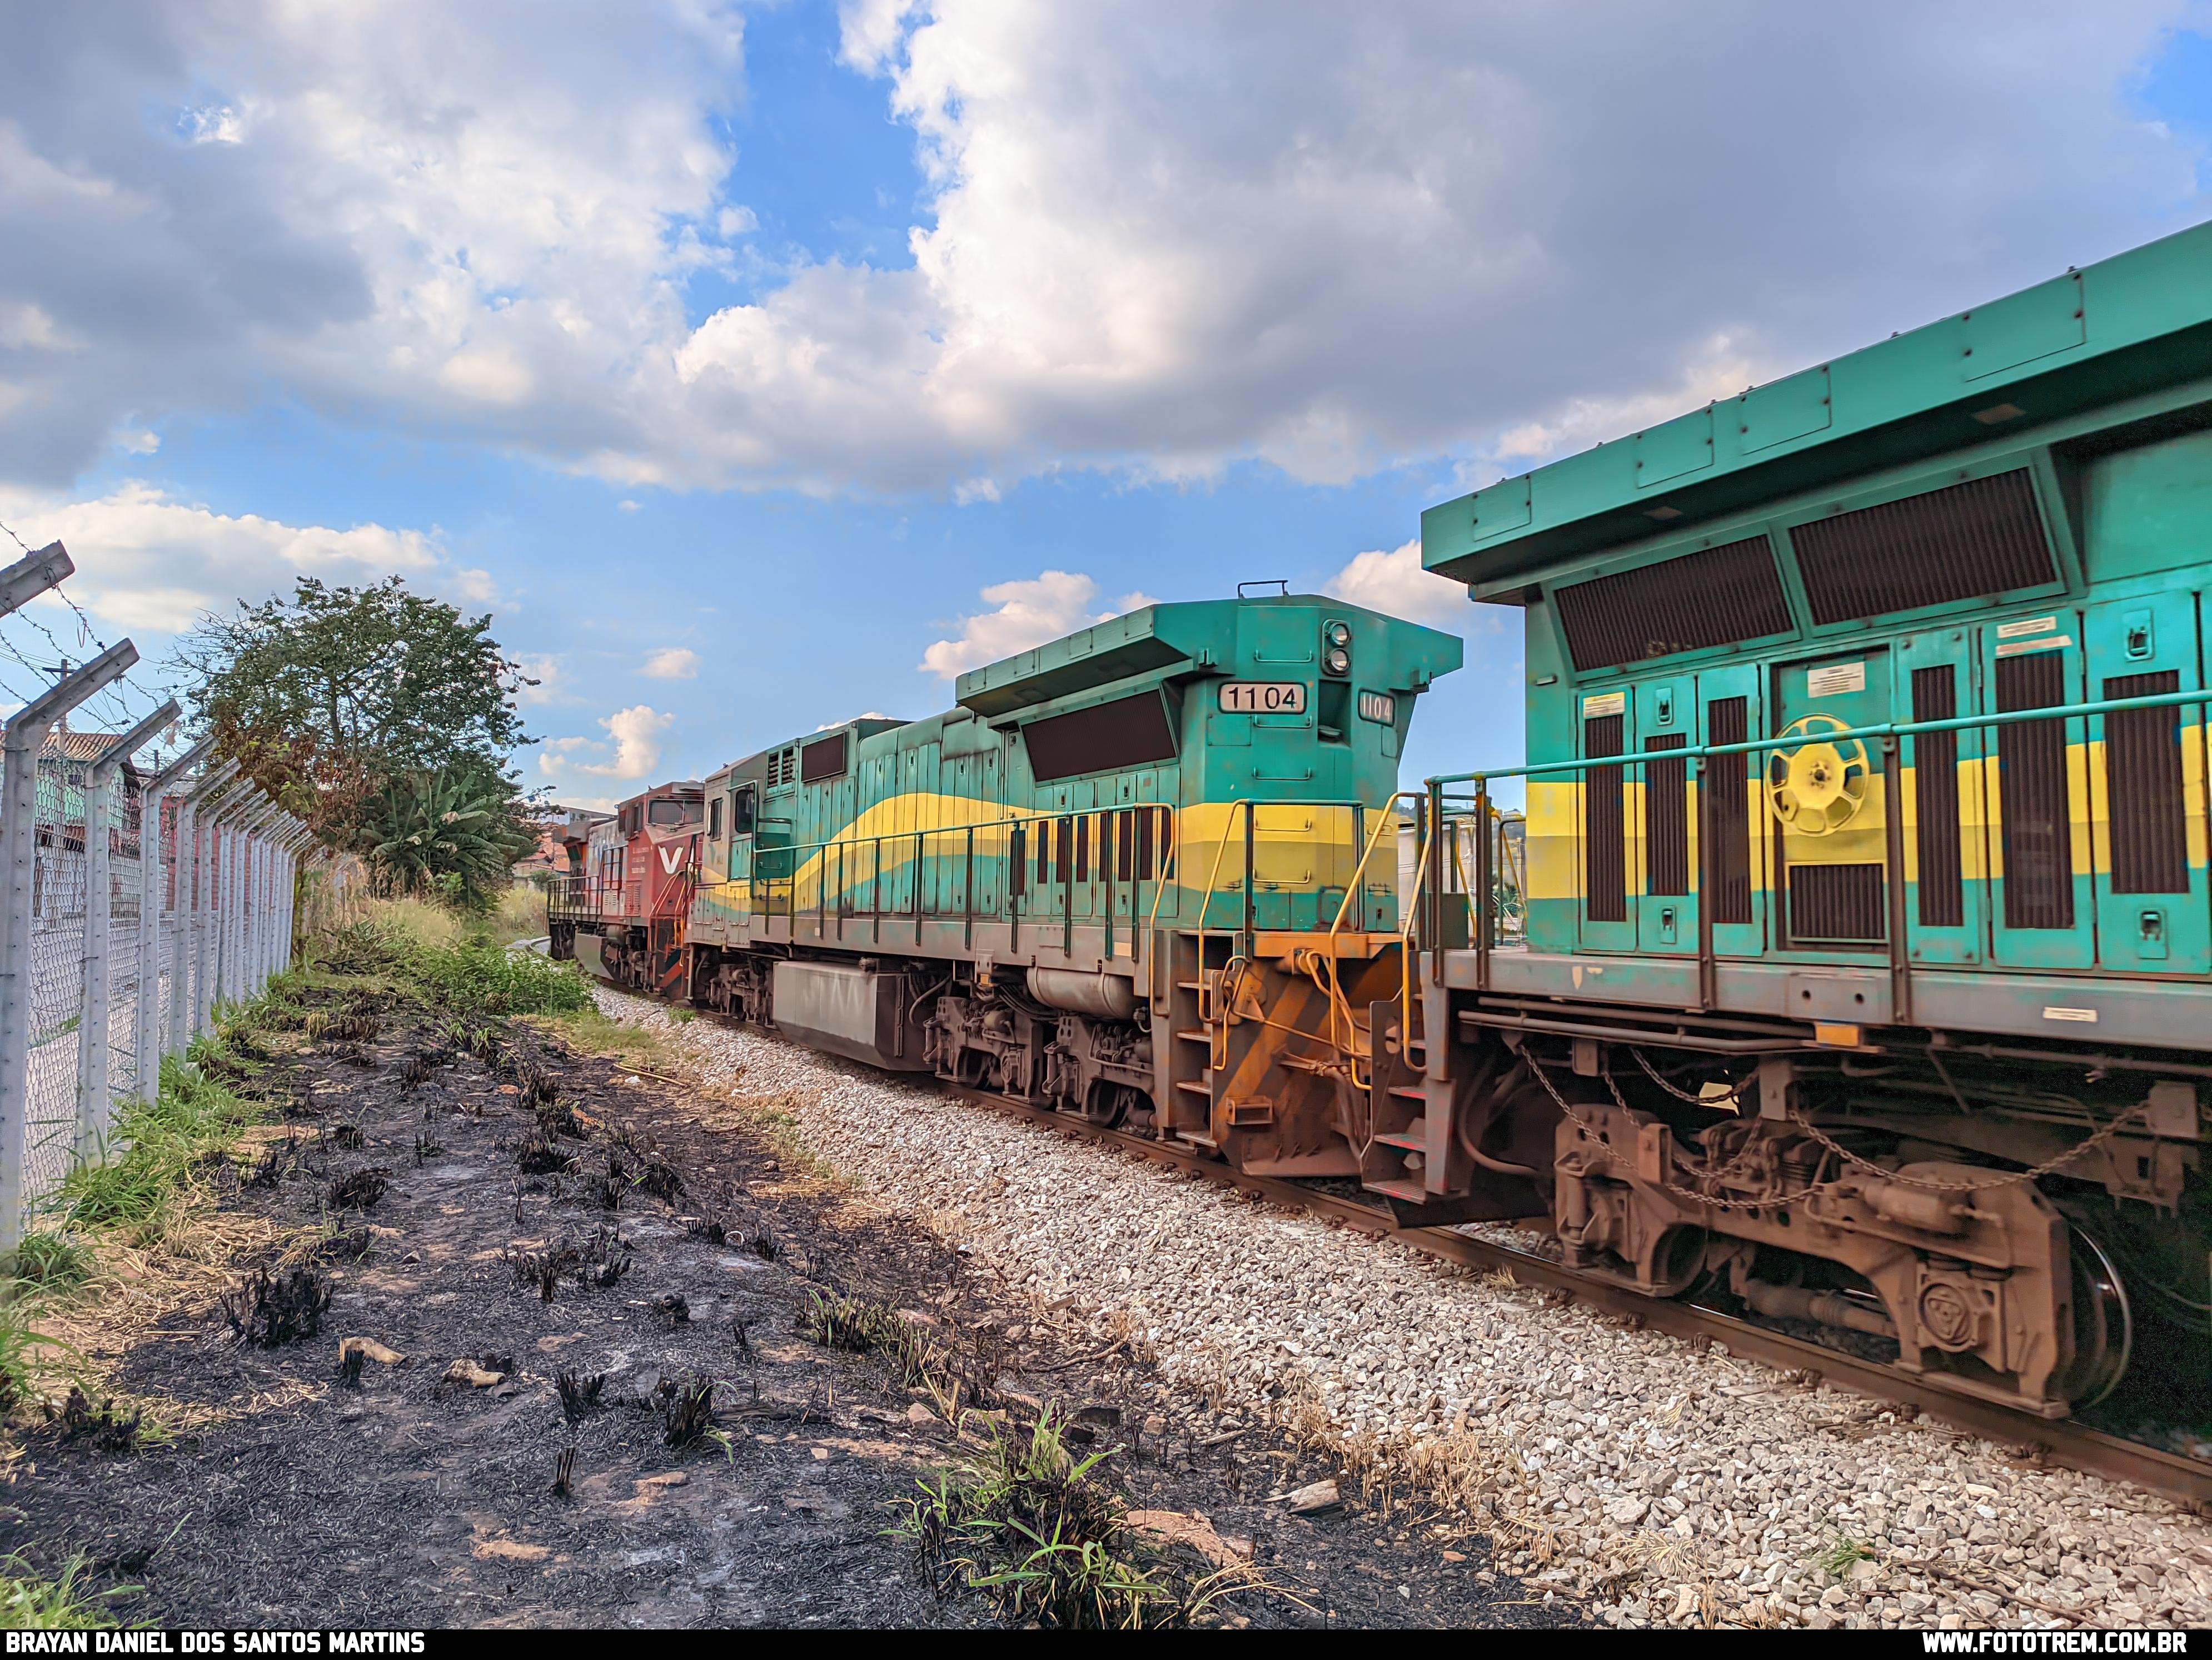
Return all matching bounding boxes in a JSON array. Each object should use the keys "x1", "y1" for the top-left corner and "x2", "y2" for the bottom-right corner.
[
  {"x1": 2055, "y1": 1226, "x2": 2134, "y2": 1410},
  {"x1": 1083, "y1": 1083, "x2": 1137, "y2": 1129}
]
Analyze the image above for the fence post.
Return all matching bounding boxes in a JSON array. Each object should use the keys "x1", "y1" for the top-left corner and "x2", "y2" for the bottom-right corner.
[
  {"x1": 135, "y1": 741, "x2": 212, "y2": 1106},
  {"x1": 187, "y1": 771, "x2": 244, "y2": 1039},
  {"x1": 74, "y1": 702, "x2": 179, "y2": 1153},
  {"x1": 0, "y1": 641, "x2": 138, "y2": 1251},
  {"x1": 235, "y1": 799, "x2": 279, "y2": 1001}
]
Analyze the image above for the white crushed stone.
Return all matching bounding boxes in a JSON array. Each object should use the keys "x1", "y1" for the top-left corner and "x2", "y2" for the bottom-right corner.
[{"x1": 594, "y1": 986, "x2": 2212, "y2": 1630}]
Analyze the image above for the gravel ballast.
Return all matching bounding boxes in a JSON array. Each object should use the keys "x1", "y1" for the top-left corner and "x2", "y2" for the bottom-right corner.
[{"x1": 596, "y1": 987, "x2": 2212, "y2": 1630}]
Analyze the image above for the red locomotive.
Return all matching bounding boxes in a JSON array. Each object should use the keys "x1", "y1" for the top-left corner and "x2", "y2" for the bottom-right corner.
[{"x1": 546, "y1": 780, "x2": 702, "y2": 995}]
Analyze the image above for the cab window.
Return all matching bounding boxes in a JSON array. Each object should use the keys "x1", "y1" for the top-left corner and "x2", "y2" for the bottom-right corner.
[{"x1": 731, "y1": 783, "x2": 758, "y2": 837}]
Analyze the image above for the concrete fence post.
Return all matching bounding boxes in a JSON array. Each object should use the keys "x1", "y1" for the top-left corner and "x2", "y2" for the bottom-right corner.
[
  {"x1": 0, "y1": 640, "x2": 137, "y2": 1251},
  {"x1": 73, "y1": 702, "x2": 179, "y2": 1152},
  {"x1": 136, "y1": 741, "x2": 212, "y2": 1107},
  {"x1": 185, "y1": 770, "x2": 243, "y2": 1042}
]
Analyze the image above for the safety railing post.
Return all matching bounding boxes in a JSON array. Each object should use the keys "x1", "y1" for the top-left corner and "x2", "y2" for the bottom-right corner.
[
  {"x1": 74, "y1": 701, "x2": 178, "y2": 1151},
  {"x1": 0, "y1": 640, "x2": 137, "y2": 1251}
]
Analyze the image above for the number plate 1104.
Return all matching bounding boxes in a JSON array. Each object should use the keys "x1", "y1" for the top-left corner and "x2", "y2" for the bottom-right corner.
[{"x1": 1217, "y1": 682, "x2": 1307, "y2": 713}]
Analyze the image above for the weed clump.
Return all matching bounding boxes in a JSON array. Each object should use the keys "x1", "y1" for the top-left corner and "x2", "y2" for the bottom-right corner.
[
  {"x1": 652, "y1": 1374, "x2": 716, "y2": 1449},
  {"x1": 47, "y1": 1386, "x2": 141, "y2": 1454},
  {"x1": 898, "y1": 1413, "x2": 1240, "y2": 1630},
  {"x1": 9, "y1": 1230, "x2": 92, "y2": 1290},
  {"x1": 0, "y1": 1550, "x2": 134, "y2": 1630},
  {"x1": 221, "y1": 1267, "x2": 332, "y2": 1347},
  {"x1": 556, "y1": 1370, "x2": 606, "y2": 1421},
  {"x1": 60, "y1": 1057, "x2": 261, "y2": 1242},
  {"x1": 325, "y1": 1169, "x2": 389, "y2": 1212}
]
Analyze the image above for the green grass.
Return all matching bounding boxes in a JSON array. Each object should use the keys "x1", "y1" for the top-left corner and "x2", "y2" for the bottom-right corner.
[
  {"x1": 7, "y1": 1230, "x2": 91, "y2": 1291},
  {"x1": 400, "y1": 937, "x2": 592, "y2": 1018},
  {"x1": 1813, "y1": 1533, "x2": 1872, "y2": 1579},
  {"x1": 895, "y1": 1411, "x2": 1252, "y2": 1629},
  {"x1": 59, "y1": 1055, "x2": 263, "y2": 1240},
  {"x1": 0, "y1": 1551, "x2": 134, "y2": 1631}
]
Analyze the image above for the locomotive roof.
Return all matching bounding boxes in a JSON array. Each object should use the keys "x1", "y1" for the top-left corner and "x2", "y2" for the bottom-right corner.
[
  {"x1": 954, "y1": 594, "x2": 1462, "y2": 718},
  {"x1": 1421, "y1": 217, "x2": 2212, "y2": 594}
]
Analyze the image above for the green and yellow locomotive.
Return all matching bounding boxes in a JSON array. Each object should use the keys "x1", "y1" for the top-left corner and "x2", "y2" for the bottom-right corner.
[
  {"x1": 681, "y1": 594, "x2": 1462, "y2": 1177},
  {"x1": 1411, "y1": 219, "x2": 2212, "y2": 1417}
]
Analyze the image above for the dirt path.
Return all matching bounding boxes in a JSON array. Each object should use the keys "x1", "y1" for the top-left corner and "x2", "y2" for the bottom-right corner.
[{"x1": 0, "y1": 991, "x2": 1576, "y2": 1629}]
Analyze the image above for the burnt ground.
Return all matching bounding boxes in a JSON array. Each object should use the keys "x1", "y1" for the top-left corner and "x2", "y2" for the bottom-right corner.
[{"x1": 0, "y1": 993, "x2": 1583, "y2": 1630}]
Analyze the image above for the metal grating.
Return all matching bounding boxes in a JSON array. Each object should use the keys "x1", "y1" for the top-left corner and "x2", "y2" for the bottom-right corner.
[
  {"x1": 1910, "y1": 665, "x2": 1965, "y2": 928},
  {"x1": 1995, "y1": 650, "x2": 2075, "y2": 930},
  {"x1": 1706, "y1": 697, "x2": 1752, "y2": 925},
  {"x1": 1792, "y1": 470, "x2": 2055, "y2": 626},
  {"x1": 2103, "y1": 671, "x2": 2189, "y2": 895},
  {"x1": 1643, "y1": 734, "x2": 1688, "y2": 897},
  {"x1": 800, "y1": 732, "x2": 848, "y2": 786},
  {"x1": 1554, "y1": 536, "x2": 1792, "y2": 672},
  {"x1": 1583, "y1": 715, "x2": 1626, "y2": 923},
  {"x1": 1023, "y1": 692, "x2": 1178, "y2": 784},
  {"x1": 1788, "y1": 863, "x2": 1886, "y2": 943}
]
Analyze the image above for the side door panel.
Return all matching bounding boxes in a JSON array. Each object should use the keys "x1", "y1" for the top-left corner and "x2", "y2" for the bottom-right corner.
[
  {"x1": 2087, "y1": 591, "x2": 2207, "y2": 973},
  {"x1": 1577, "y1": 688, "x2": 1637, "y2": 951},
  {"x1": 1895, "y1": 628, "x2": 1987, "y2": 966},
  {"x1": 1697, "y1": 664, "x2": 1767, "y2": 958},
  {"x1": 1633, "y1": 675, "x2": 1696, "y2": 953},
  {"x1": 1984, "y1": 617, "x2": 2096, "y2": 970}
]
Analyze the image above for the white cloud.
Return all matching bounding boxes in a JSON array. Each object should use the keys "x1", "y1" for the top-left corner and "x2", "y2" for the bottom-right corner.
[
  {"x1": 919, "y1": 571, "x2": 1157, "y2": 679},
  {"x1": 0, "y1": 481, "x2": 467, "y2": 635},
  {"x1": 640, "y1": 647, "x2": 700, "y2": 680},
  {"x1": 818, "y1": 710, "x2": 891, "y2": 730},
  {"x1": 515, "y1": 653, "x2": 566, "y2": 707},
  {"x1": 1324, "y1": 539, "x2": 1467, "y2": 629},
  {"x1": 617, "y1": 499, "x2": 642, "y2": 513},
  {"x1": 539, "y1": 704, "x2": 674, "y2": 782},
  {"x1": 0, "y1": 3, "x2": 2203, "y2": 497}
]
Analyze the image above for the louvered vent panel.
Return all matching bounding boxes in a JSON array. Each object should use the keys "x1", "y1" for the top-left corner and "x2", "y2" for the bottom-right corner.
[
  {"x1": 1705, "y1": 696, "x2": 1752, "y2": 925},
  {"x1": 2104, "y1": 670, "x2": 2189, "y2": 896},
  {"x1": 1583, "y1": 714, "x2": 1626, "y2": 923},
  {"x1": 1910, "y1": 666, "x2": 1965, "y2": 928},
  {"x1": 1644, "y1": 734, "x2": 1688, "y2": 897},
  {"x1": 1792, "y1": 470, "x2": 2055, "y2": 625},
  {"x1": 1994, "y1": 650, "x2": 2075, "y2": 930},
  {"x1": 1555, "y1": 537, "x2": 1791, "y2": 672},
  {"x1": 1788, "y1": 864, "x2": 1886, "y2": 943}
]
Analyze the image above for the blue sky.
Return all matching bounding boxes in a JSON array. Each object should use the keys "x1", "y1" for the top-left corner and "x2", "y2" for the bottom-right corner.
[{"x1": 2, "y1": 1, "x2": 2208, "y2": 805}]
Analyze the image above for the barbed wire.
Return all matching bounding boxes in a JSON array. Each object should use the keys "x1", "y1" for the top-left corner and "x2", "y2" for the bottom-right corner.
[{"x1": 0, "y1": 514, "x2": 187, "y2": 743}]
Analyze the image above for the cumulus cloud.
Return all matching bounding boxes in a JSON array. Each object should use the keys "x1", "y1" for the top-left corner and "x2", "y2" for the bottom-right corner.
[
  {"x1": 539, "y1": 704, "x2": 674, "y2": 782},
  {"x1": 920, "y1": 571, "x2": 1158, "y2": 679},
  {"x1": 640, "y1": 647, "x2": 700, "y2": 680},
  {"x1": 0, "y1": 2, "x2": 2204, "y2": 496},
  {"x1": 0, "y1": 481, "x2": 482, "y2": 636},
  {"x1": 1324, "y1": 539, "x2": 1468, "y2": 629}
]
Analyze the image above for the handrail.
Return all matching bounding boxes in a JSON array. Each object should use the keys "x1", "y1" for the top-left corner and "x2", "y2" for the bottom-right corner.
[{"x1": 1428, "y1": 683, "x2": 2212, "y2": 791}]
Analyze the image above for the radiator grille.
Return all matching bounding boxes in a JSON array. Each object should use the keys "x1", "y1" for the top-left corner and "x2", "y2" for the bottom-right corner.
[
  {"x1": 1644, "y1": 734, "x2": 1688, "y2": 897},
  {"x1": 1555, "y1": 536, "x2": 1791, "y2": 672},
  {"x1": 1788, "y1": 863, "x2": 1886, "y2": 943},
  {"x1": 1706, "y1": 696, "x2": 1752, "y2": 925},
  {"x1": 1910, "y1": 665, "x2": 1965, "y2": 928},
  {"x1": 1584, "y1": 714, "x2": 1626, "y2": 923},
  {"x1": 1792, "y1": 470, "x2": 2055, "y2": 625},
  {"x1": 1995, "y1": 649, "x2": 2075, "y2": 930},
  {"x1": 2104, "y1": 670, "x2": 2189, "y2": 895}
]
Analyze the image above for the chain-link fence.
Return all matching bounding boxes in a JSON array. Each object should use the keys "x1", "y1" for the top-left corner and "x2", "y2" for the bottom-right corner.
[
  {"x1": 0, "y1": 534, "x2": 314, "y2": 1247},
  {"x1": 12, "y1": 735, "x2": 311, "y2": 1220}
]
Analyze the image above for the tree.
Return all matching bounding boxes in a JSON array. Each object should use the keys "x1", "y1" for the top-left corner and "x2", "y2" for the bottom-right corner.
[
  {"x1": 365, "y1": 757, "x2": 540, "y2": 907},
  {"x1": 176, "y1": 576, "x2": 541, "y2": 899}
]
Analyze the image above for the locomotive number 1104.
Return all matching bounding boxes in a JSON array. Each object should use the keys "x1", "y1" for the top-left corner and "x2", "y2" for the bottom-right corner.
[{"x1": 1218, "y1": 681, "x2": 1307, "y2": 713}]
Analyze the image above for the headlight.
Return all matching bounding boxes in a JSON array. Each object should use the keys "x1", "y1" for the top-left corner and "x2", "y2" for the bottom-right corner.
[
  {"x1": 1325, "y1": 646, "x2": 1351, "y2": 675},
  {"x1": 1326, "y1": 620, "x2": 1352, "y2": 648}
]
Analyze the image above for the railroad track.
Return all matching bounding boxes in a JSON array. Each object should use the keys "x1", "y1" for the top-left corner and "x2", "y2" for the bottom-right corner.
[{"x1": 661, "y1": 998, "x2": 2212, "y2": 1509}]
